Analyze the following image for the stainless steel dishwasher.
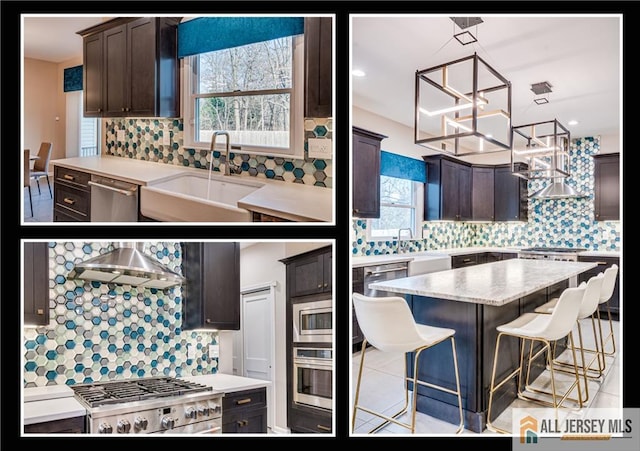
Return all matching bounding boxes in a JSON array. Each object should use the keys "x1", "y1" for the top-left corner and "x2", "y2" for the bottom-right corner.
[
  {"x1": 89, "y1": 174, "x2": 140, "y2": 222},
  {"x1": 363, "y1": 261, "x2": 409, "y2": 298}
]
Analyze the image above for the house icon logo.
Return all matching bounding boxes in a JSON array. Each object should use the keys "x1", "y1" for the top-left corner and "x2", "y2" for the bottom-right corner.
[{"x1": 520, "y1": 415, "x2": 538, "y2": 444}]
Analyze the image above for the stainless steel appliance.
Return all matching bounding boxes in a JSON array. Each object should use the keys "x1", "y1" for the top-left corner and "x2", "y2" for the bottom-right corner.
[
  {"x1": 363, "y1": 261, "x2": 409, "y2": 297},
  {"x1": 292, "y1": 347, "x2": 332, "y2": 411},
  {"x1": 517, "y1": 247, "x2": 587, "y2": 261},
  {"x1": 71, "y1": 376, "x2": 222, "y2": 434},
  {"x1": 89, "y1": 174, "x2": 139, "y2": 222},
  {"x1": 293, "y1": 299, "x2": 332, "y2": 343}
]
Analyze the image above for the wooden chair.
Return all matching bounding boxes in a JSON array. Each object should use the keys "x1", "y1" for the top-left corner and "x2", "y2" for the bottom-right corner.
[
  {"x1": 24, "y1": 149, "x2": 33, "y2": 216},
  {"x1": 30, "y1": 142, "x2": 53, "y2": 197}
]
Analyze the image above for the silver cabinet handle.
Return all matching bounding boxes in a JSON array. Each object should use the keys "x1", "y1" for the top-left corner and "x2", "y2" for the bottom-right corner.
[{"x1": 365, "y1": 267, "x2": 408, "y2": 276}]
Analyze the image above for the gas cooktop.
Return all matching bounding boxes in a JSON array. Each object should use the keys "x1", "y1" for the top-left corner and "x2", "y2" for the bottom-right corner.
[{"x1": 71, "y1": 376, "x2": 212, "y2": 408}]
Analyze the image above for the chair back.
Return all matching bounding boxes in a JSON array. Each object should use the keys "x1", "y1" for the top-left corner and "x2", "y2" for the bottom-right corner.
[
  {"x1": 543, "y1": 284, "x2": 586, "y2": 341},
  {"x1": 33, "y1": 142, "x2": 52, "y2": 173},
  {"x1": 24, "y1": 149, "x2": 31, "y2": 188},
  {"x1": 578, "y1": 272, "x2": 605, "y2": 319},
  {"x1": 599, "y1": 264, "x2": 619, "y2": 304},
  {"x1": 353, "y1": 293, "x2": 425, "y2": 353}
]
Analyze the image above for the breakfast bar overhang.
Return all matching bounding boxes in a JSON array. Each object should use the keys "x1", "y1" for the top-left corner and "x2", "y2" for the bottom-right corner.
[{"x1": 368, "y1": 258, "x2": 598, "y2": 433}]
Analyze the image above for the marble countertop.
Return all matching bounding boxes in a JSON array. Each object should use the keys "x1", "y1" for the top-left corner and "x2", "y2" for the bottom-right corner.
[
  {"x1": 23, "y1": 393, "x2": 86, "y2": 426},
  {"x1": 369, "y1": 258, "x2": 598, "y2": 306},
  {"x1": 50, "y1": 155, "x2": 332, "y2": 222},
  {"x1": 352, "y1": 247, "x2": 520, "y2": 268}
]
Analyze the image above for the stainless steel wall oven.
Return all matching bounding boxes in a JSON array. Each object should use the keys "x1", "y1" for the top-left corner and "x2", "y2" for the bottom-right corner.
[{"x1": 292, "y1": 347, "x2": 332, "y2": 411}]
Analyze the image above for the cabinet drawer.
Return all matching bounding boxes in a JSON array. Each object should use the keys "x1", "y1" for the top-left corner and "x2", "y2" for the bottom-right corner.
[
  {"x1": 223, "y1": 387, "x2": 266, "y2": 413},
  {"x1": 252, "y1": 211, "x2": 292, "y2": 222},
  {"x1": 289, "y1": 406, "x2": 332, "y2": 433},
  {"x1": 222, "y1": 407, "x2": 267, "y2": 433},
  {"x1": 54, "y1": 166, "x2": 91, "y2": 189},
  {"x1": 55, "y1": 184, "x2": 90, "y2": 219},
  {"x1": 452, "y1": 254, "x2": 479, "y2": 268}
]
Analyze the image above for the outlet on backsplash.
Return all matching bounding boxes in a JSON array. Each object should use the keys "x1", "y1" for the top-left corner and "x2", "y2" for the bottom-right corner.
[{"x1": 209, "y1": 344, "x2": 219, "y2": 358}]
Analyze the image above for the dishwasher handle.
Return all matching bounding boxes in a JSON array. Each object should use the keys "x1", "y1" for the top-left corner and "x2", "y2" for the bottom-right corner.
[
  {"x1": 365, "y1": 266, "x2": 408, "y2": 276},
  {"x1": 88, "y1": 180, "x2": 137, "y2": 196}
]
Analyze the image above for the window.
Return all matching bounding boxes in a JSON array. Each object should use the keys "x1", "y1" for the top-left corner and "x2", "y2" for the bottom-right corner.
[
  {"x1": 183, "y1": 35, "x2": 304, "y2": 156},
  {"x1": 367, "y1": 175, "x2": 424, "y2": 240}
]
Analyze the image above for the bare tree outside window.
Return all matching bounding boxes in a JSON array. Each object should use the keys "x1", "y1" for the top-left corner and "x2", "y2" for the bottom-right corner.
[
  {"x1": 370, "y1": 176, "x2": 417, "y2": 238},
  {"x1": 194, "y1": 37, "x2": 293, "y2": 148}
]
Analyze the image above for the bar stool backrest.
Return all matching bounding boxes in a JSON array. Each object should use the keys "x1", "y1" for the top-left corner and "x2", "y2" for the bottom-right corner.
[
  {"x1": 543, "y1": 285, "x2": 586, "y2": 342},
  {"x1": 599, "y1": 265, "x2": 618, "y2": 304},
  {"x1": 353, "y1": 293, "x2": 426, "y2": 353},
  {"x1": 578, "y1": 273, "x2": 605, "y2": 319}
]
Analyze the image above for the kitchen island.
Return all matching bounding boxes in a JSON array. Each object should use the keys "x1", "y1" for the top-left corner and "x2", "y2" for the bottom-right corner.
[{"x1": 368, "y1": 258, "x2": 598, "y2": 433}]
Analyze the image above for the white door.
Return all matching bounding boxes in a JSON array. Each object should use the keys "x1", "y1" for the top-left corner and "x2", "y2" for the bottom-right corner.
[
  {"x1": 240, "y1": 285, "x2": 276, "y2": 431},
  {"x1": 242, "y1": 289, "x2": 273, "y2": 380}
]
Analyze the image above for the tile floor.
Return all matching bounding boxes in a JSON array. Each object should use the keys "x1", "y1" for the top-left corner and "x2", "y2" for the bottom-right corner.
[
  {"x1": 24, "y1": 175, "x2": 53, "y2": 222},
  {"x1": 351, "y1": 317, "x2": 621, "y2": 436}
]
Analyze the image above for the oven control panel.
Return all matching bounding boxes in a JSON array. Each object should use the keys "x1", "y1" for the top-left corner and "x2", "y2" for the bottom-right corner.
[{"x1": 89, "y1": 396, "x2": 222, "y2": 434}]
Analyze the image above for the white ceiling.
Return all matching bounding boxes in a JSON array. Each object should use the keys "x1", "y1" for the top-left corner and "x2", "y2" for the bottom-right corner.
[
  {"x1": 22, "y1": 16, "x2": 108, "y2": 63},
  {"x1": 351, "y1": 14, "x2": 621, "y2": 158}
]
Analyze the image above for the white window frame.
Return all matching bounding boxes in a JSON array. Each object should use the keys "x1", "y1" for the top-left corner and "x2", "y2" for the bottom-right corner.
[
  {"x1": 366, "y1": 176, "x2": 424, "y2": 242},
  {"x1": 181, "y1": 35, "x2": 305, "y2": 158}
]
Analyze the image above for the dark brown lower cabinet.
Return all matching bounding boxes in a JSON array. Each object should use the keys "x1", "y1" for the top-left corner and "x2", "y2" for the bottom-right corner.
[
  {"x1": 24, "y1": 416, "x2": 86, "y2": 433},
  {"x1": 289, "y1": 405, "x2": 332, "y2": 433},
  {"x1": 222, "y1": 387, "x2": 267, "y2": 434}
]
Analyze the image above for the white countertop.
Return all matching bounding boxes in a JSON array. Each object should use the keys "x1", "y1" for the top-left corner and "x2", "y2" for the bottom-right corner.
[
  {"x1": 369, "y1": 259, "x2": 598, "y2": 306},
  {"x1": 23, "y1": 395, "x2": 86, "y2": 426},
  {"x1": 352, "y1": 247, "x2": 520, "y2": 268},
  {"x1": 23, "y1": 384, "x2": 74, "y2": 402},
  {"x1": 180, "y1": 373, "x2": 271, "y2": 394},
  {"x1": 51, "y1": 155, "x2": 332, "y2": 222}
]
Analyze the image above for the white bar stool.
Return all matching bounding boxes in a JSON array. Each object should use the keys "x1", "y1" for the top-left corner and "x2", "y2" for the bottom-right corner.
[
  {"x1": 596, "y1": 264, "x2": 619, "y2": 359},
  {"x1": 352, "y1": 293, "x2": 464, "y2": 434},
  {"x1": 534, "y1": 273, "x2": 605, "y2": 403},
  {"x1": 486, "y1": 284, "x2": 586, "y2": 434}
]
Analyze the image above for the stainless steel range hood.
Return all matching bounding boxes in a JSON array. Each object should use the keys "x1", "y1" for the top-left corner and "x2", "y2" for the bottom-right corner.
[
  {"x1": 68, "y1": 242, "x2": 185, "y2": 289},
  {"x1": 529, "y1": 179, "x2": 586, "y2": 199}
]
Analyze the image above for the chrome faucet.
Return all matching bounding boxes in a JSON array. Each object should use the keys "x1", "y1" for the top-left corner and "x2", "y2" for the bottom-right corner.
[
  {"x1": 397, "y1": 228, "x2": 413, "y2": 253},
  {"x1": 210, "y1": 131, "x2": 237, "y2": 176}
]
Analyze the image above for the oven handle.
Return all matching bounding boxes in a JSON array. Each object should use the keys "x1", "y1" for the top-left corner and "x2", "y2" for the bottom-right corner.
[
  {"x1": 197, "y1": 425, "x2": 222, "y2": 434},
  {"x1": 294, "y1": 360, "x2": 333, "y2": 369},
  {"x1": 89, "y1": 180, "x2": 137, "y2": 196}
]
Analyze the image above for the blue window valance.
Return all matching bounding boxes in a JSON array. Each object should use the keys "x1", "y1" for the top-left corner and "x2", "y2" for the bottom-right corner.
[
  {"x1": 177, "y1": 17, "x2": 305, "y2": 58},
  {"x1": 63, "y1": 65, "x2": 83, "y2": 92},
  {"x1": 380, "y1": 151, "x2": 426, "y2": 183}
]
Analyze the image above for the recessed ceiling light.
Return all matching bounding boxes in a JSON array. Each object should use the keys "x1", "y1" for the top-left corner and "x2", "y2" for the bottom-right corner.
[
  {"x1": 568, "y1": 120, "x2": 579, "y2": 126},
  {"x1": 352, "y1": 69, "x2": 366, "y2": 77}
]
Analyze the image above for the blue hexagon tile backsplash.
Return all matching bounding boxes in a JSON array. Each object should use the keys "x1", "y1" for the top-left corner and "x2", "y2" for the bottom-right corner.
[
  {"x1": 23, "y1": 242, "x2": 219, "y2": 387},
  {"x1": 352, "y1": 136, "x2": 621, "y2": 256},
  {"x1": 103, "y1": 117, "x2": 333, "y2": 188}
]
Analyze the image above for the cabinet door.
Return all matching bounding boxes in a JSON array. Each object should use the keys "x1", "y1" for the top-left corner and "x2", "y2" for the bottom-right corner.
[
  {"x1": 24, "y1": 242, "x2": 49, "y2": 326},
  {"x1": 457, "y1": 163, "x2": 472, "y2": 220},
  {"x1": 472, "y1": 166, "x2": 495, "y2": 221},
  {"x1": 182, "y1": 242, "x2": 240, "y2": 330},
  {"x1": 594, "y1": 154, "x2": 620, "y2": 221},
  {"x1": 322, "y1": 251, "x2": 332, "y2": 293},
  {"x1": 304, "y1": 17, "x2": 332, "y2": 118},
  {"x1": 103, "y1": 24, "x2": 127, "y2": 116},
  {"x1": 440, "y1": 159, "x2": 459, "y2": 220},
  {"x1": 83, "y1": 33, "x2": 103, "y2": 117},
  {"x1": 494, "y1": 166, "x2": 525, "y2": 221},
  {"x1": 352, "y1": 129, "x2": 382, "y2": 218},
  {"x1": 451, "y1": 253, "x2": 479, "y2": 268},
  {"x1": 290, "y1": 253, "x2": 325, "y2": 297},
  {"x1": 127, "y1": 18, "x2": 157, "y2": 116}
]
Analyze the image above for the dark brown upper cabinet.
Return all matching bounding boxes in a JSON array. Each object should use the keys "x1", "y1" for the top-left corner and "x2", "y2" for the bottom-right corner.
[
  {"x1": 24, "y1": 242, "x2": 50, "y2": 326},
  {"x1": 78, "y1": 17, "x2": 180, "y2": 118},
  {"x1": 353, "y1": 127, "x2": 387, "y2": 218},
  {"x1": 494, "y1": 163, "x2": 528, "y2": 222},
  {"x1": 472, "y1": 165, "x2": 495, "y2": 221},
  {"x1": 304, "y1": 17, "x2": 332, "y2": 118},
  {"x1": 182, "y1": 242, "x2": 240, "y2": 331},
  {"x1": 424, "y1": 155, "x2": 472, "y2": 221},
  {"x1": 286, "y1": 247, "x2": 332, "y2": 298},
  {"x1": 593, "y1": 153, "x2": 620, "y2": 221}
]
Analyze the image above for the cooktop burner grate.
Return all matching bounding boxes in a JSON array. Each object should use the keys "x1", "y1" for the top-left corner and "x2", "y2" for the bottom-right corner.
[{"x1": 71, "y1": 376, "x2": 212, "y2": 408}]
